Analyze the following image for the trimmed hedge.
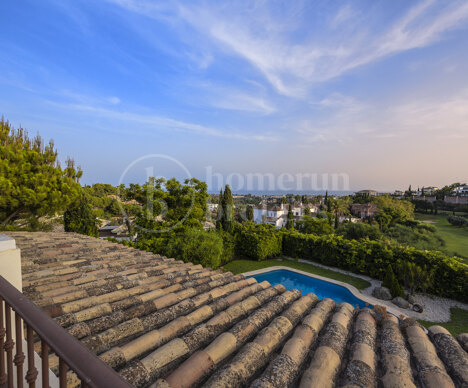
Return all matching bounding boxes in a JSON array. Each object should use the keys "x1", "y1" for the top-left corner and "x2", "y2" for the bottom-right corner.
[
  {"x1": 236, "y1": 223, "x2": 282, "y2": 261},
  {"x1": 282, "y1": 231, "x2": 468, "y2": 302}
]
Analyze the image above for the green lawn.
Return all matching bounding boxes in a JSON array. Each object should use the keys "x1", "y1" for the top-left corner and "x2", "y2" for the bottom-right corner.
[
  {"x1": 223, "y1": 259, "x2": 371, "y2": 290},
  {"x1": 415, "y1": 212, "x2": 468, "y2": 261},
  {"x1": 419, "y1": 308, "x2": 468, "y2": 337}
]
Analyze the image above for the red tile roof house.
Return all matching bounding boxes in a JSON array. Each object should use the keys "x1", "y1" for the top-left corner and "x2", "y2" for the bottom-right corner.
[{"x1": 1, "y1": 232, "x2": 467, "y2": 387}]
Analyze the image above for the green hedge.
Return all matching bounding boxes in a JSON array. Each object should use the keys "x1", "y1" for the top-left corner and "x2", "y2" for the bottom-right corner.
[
  {"x1": 236, "y1": 223, "x2": 282, "y2": 261},
  {"x1": 282, "y1": 231, "x2": 468, "y2": 302}
]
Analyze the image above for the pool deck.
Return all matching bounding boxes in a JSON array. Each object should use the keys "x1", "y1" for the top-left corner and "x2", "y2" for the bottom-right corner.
[{"x1": 243, "y1": 266, "x2": 412, "y2": 319}]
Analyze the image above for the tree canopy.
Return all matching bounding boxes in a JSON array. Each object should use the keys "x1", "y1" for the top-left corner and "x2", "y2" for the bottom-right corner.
[{"x1": 0, "y1": 118, "x2": 82, "y2": 228}]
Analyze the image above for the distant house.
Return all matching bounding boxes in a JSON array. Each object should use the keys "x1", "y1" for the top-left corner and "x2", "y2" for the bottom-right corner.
[
  {"x1": 208, "y1": 203, "x2": 218, "y2": 212},
  {"x1": 355, "y1": 189, "x2": 378, "y2": 197},
  {"x1": 351, "y1": 203, "x2": 379, "y2": 219},
  {"x1": 98, "y1": 224, "x2": 129, "y2": 240},
  {"x1": 253, "y1": 202, "x2": 317, "y2": 228},
  {"x1": 454, "y1": 185, "x2": 468, "y2": 197},
  {"x1": 417, "y1": 186, "x2": 439, "y2": 196}
]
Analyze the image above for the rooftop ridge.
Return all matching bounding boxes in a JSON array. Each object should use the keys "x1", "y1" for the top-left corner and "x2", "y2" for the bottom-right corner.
[{"x1": 4, "y1": 231, "x2": 468, "y2": 388}]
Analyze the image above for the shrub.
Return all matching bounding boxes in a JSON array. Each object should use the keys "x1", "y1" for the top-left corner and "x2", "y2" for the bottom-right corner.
[
  {"x1": 63, "y1": 194, "x2": 98, "y2": 237},
  {"x1": 448, "y1": 215, "x2": 468, "y2": 227},
  {"x1": 385, "y1": 223, "x2": 445, "y2": 251},
  {"x1": 166, "y1": 229, "x2": 223, "y2": 269},
  {"x1": 296, "y1": 216, "x2": 333, "y2": 236},
  {"x1": 336, "y1": 222, "x2": 382, "y2": 241},
  {"x1": 282, "y1": 230, "x2": 468, "y2": 302},
  {"x1": 236, "y1": 222, "x2": 282, "y2": 261},
  {"x1": 382, "y1": 265, "x2": 403, "y2": 298}
]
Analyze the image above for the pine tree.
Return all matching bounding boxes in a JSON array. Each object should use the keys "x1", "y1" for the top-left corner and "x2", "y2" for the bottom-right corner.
[
  {"x1": 63, "y1": 193, "x2": 98, "y2": 237},
  {"x1": 0, "y1": 118, "x2": 82, "y2": 227}
]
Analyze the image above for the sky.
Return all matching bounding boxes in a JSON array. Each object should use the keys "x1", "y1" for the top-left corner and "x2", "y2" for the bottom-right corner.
[{"x1": 1, "y1": 0, "x2": 468, "y2": 192}]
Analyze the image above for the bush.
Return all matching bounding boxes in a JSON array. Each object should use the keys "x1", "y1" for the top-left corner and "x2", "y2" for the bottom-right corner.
[
  {"x1": 166, "y1": 229, "x2": 223, "y2": 269},
  {"x1": 218, "y1": 229, "x2": 236, "y2": 264},
  {"x1": 63, "y1": 194, "x2": 98, "y2": 237},
  {"x1": 385, "y1": 223, "x2": 445, "y2": 251},
  {"x1": 296, "y1": 216, "x2": 333, "y2": 236},
  {"x1": 448, "y1": 215, "x2": 468, "y2": 227},
  {"x1": 236, "y1": 222, "x2": 282, "y2": 261},
  {"x1": 336, "y1": 222, "x2": 382, "y2": 241},
  {"x1": 382, "y1": 265, "x2": 403, "y2": 298},
  {"x1": 282, "y1": 230, "x2": 468, "y2": 302}
]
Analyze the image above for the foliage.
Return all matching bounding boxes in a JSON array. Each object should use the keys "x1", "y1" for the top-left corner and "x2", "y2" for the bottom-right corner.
[
  {"x1": 385, "y1": 223, "x2": 445, "y2": 251},
  {"x1": 0, "y1": 118, "x2": 82, "y2": 228},
  {"x1": 134, "y1": 176, "x2": 208, "y2": 233},
  {"x1": 236, "y1": 222, "x2": 282, "y2": 261},
  {"x1": 448, "y1": 215, "x2": 468, "y2": 227},
  {"x1": 436, "y1": 183, "x2": 465, "y2": 200},
  {"x1": 282, "y1": 230, "x2": 468, "y2": 302},
  {"x1": 63, "y1": 194, "x2": 98, "y2": 237},
  {"x1": 286, "y1": 203, "x2": 294, "y2": 230},
  {"x1": 217, "y1": 229, "x2": 236, "y2": 264},
  {"x1": 165, "y1": 229, "x2": 223, "y2": 269},
  {"x1": 246, "y1": 205, "x2": 254, "y2": 221},
  {"x1": 396, "y1": 261, "x2": 434, "y2": 294},
  {"x1": 295, "y1": 216, "x2": 333, "y2": 235},
  {"x1": 382, "y1": 265, "x2": 404, "y2": 298},
  {"x1": 372, "y1": 195, "x2": 414, "y2": 226},
  {"x1": 217, "y1": 185, "x2": 234, "y2": 232},
  {"x1": 336, "y1": 222, "x2": 382, "y2": 241}
]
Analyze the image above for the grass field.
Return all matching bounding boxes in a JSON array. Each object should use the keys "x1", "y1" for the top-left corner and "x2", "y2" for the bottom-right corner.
[
  {"x1": 419, "y1": 308, "x2": 468, "y2": 337},
  {"x1": 223, "y1": 259, "x2": 371, "y2": 290},
  {"x1": 415, "y1": 212, "x2": 468, "y2": 261}
]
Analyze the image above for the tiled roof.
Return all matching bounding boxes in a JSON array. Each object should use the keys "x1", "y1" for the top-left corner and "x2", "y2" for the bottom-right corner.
[{"x1": 6, "y1": 232, "x2": 468, "y2": 388}]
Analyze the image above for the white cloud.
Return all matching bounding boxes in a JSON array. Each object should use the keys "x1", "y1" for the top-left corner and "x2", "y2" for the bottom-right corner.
[
  {"x1": 107, "y1": 0, "x2": 468, "y2": 97},
  {"x1": 47, "y1": 99, "x2": 277, "y2": 141}
]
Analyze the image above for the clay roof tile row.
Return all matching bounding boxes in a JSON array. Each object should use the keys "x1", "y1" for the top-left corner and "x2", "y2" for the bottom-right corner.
[{"x1": 5, "y1": 232, "x2": 468, "y2": 388}]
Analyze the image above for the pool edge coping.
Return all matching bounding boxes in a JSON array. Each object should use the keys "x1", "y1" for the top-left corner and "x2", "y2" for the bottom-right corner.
[{"x1": 242, "y1": 266, "x2": 407, "y2": 318}]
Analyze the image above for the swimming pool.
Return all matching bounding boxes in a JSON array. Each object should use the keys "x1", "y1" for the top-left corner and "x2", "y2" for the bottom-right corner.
[{"x1": 248, "y1": 269, "x2": 369, "y2": 309}]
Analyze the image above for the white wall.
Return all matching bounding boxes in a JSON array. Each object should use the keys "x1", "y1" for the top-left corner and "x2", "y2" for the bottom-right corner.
[{"x1": 0, "y1": 234, "x2": 59, "y2": 388}]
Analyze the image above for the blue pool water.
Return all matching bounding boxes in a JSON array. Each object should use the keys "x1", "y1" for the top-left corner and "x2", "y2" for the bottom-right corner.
[{"x1": 248, "y1": 269, "x2": 369, "y2": 309}]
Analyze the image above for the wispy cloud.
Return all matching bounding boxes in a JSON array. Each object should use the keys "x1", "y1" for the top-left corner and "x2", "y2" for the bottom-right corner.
[
  {"x1": 107, "y1": 0, "x2": 468, "y2": 97},
  {"x1": 47, "y1": 98, "x2": 277, "y2": 141}
]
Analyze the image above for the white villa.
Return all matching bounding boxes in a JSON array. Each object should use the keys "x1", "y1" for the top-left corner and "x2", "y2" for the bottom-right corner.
[
  {"x1": 207, "y1": 203, "x2": 218, "y2": 212},
  {"x1": 455, "y1": 185, "x2": 468, "y2": 196},
  {"x1": 253, "y1": 202, "x2": 317, "y2": 228}
]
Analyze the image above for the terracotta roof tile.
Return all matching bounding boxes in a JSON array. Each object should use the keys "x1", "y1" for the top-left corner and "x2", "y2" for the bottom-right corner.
[{"x1": 5, "y1": 231, "x2": 468, "y2": 388}]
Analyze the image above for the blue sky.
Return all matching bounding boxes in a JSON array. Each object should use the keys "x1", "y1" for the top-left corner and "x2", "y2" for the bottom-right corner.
[{"x1": 1, "y1": 0, "x2": 468, "y2": 191}]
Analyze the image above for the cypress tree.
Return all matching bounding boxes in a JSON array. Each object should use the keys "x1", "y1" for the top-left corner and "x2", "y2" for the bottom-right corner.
[
  {"x1": 286, "y1": 203, "x2": 294, "y2": 229},
  {"x1": 246, "y1": 205, "x2": 254, "y2": 221},
  {"x1": 334, "y1": 213, "x2": 339, "y2": 229},
  {"x1": 216, "y1": 189, "x2": 223, "y2": 230},
  {"x1": 222, "y1": 184, "x2": 234, "y2": 232},
  {"x1": 382, "y1": 265, "x2": 404, "y2": 298}
]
